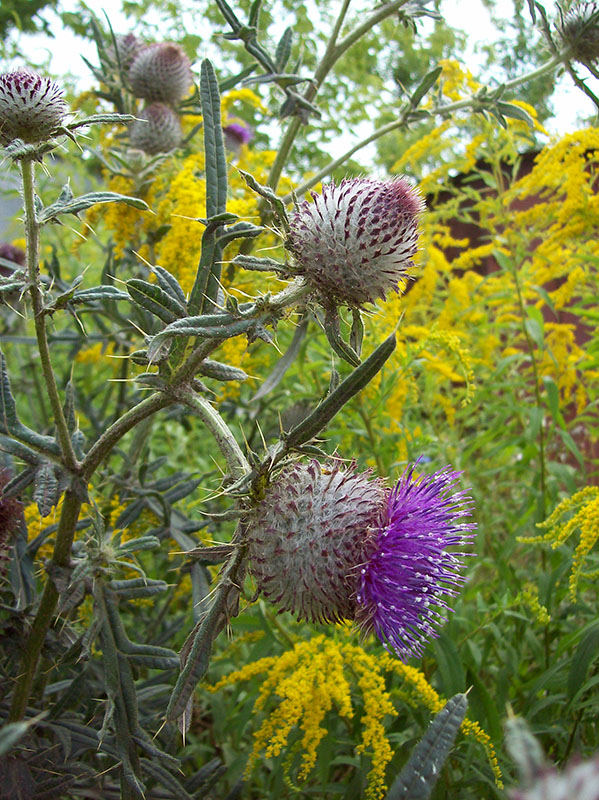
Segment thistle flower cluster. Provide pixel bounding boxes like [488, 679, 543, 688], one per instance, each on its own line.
[247, 460, 475, 661]
[286, 177, 425, 310]
[0, 70, 67, 146]
[510, 756, 599, 800]
[127, 41, 192, 155]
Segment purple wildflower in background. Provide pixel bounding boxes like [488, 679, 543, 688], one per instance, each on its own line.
[223, 122, 253, 152]
[286, 177, 425, 309]
[356, 463, 476, 660]
[0, 70, 67, 144]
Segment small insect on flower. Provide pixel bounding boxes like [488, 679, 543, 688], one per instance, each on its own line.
[0, 70, 67, 145]
[286, 177, 425, 309]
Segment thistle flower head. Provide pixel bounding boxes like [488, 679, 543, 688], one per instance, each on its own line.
[0, 70, 67, 145]
[106, 33, 143, 69]
[355, 463, 476, 660]
[247, 460, 387, 624]
[128, 43, 192, 105]
[510, 757, 599, 800]
[557, 1, 599, 63]
[0, 242, 25, 273]
[286, 177, 425, 309]
[223, 121, 253, 152]
[130, 103, 182, 154]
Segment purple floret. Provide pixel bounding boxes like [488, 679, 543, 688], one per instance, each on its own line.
[356, 463, 476, 661]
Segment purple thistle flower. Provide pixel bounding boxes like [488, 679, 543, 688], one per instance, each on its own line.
[286, 177, 425, 309]
[356, 463, 476, 660]
[0, 70, 67, 145]
[223, 122, 253, 154]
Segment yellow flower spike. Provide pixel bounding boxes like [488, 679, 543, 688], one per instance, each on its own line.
[519, 488, 599, 600]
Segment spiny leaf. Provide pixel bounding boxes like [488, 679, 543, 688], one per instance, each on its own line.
[0, 350, 21, 434]
[385, 693, 468, 800]
[127, 279, 183, 323]
[39, 191, 148, 223]
[285, 332, 396, 449]
[33, 461, 60, 518]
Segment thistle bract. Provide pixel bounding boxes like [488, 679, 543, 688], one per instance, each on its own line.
[286, 177, 424, 308]
[130, 103, 182, 154]
[510, 757, 599, 800]
[356, 464, 476, 660]
[0, 70, 67, 145]
[247, 460, 386, 624]
[128, 43, 192, 105]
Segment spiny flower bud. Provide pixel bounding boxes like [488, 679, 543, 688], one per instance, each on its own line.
[130, 103, 182, 154]
[355, 463, 476, 660]
[128, 43, 192, 105]
[557, 1, 599, 63]
[286, 177, 425, 309]
[247, 460, 387, 624]
[0, 468, 23, 579]
[106, 33, 143, 69]
[248, 459, 475, 661]
[0, 70, 67, 145]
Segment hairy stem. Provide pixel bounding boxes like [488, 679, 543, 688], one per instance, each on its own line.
[9, 490, 83, 721]
[21, 159, 78, 471]
[179, 390, 250, 480]
[82, 391, 173, 480]
[266, 0, 405, 192]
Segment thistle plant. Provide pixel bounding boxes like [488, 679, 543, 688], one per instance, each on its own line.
[0, 0, 594, 797]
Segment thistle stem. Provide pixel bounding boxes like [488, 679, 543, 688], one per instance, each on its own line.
[266, 0, 407, 192]
[179, 390, 250, 480]
[283, 52, 567, 201]
[21, 159, 78, 471]
[8, 490, 83, 721]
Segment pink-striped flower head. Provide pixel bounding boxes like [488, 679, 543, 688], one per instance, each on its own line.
[0, 70, 67, 144]
[128, 43, 192, 105]
[286, 177, 425, 309]
[247, 460, 386, 624]
[355, 463, 476, 660]
[248, 459, 475, 661]
[130, 103, 182, 154]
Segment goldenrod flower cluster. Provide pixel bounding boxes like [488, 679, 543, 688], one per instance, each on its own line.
[206, 634, 502, 796]
[520, 487, 599, 599]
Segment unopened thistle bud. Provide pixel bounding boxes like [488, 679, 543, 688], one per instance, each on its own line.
[106, 33, 142, 70]
[557, 1, 599, 63]
[510, 756, 599, 800]
[0, 468, 23, 579]
[247, 460, 475, 661]
[0, 70, 67, 145]
[286, 177, 425, 309]
[130, 103, 182, 154]
[128, 43, 192, 105]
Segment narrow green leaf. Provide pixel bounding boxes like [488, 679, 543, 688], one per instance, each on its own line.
[109, 577, 169, 598]
[385, 693, 468, 800]
[251, 317, 308, 401]
[216, 220, 264, 247]
[568, 621, 599, 701]
[33, 461, 59, 518]
[197, 359, 249, 382]
[127, 279, 183, 323]
[542, 376, 565, 428]
[39, 191, 148, 223]
[410, 65, 443, 106]
[237, 169, 289, 229]
[0, 719, 39, 755]
[201, 59, 227, 219]
[0, 350, 20, 433]
[496, 100, 535, 126]
[285, 332, 396, 449]
[72, 286, 130, 303]
[231, 253, 287, 273]
[275, 26, 293, 72]
[151, 265, 188, 308]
